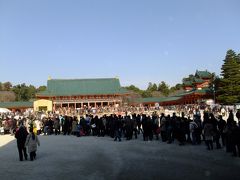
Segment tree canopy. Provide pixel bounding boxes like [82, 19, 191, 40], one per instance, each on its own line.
[217, 49, 240, 104]
[125, 81, 181, 98]
[0, 82, 46, 102]
[158, 81, 170, 96]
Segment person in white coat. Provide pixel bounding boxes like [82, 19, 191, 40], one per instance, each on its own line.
[25, 128, 40, 161]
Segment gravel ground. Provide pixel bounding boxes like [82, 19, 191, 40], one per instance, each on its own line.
[0, 135, 239, 180]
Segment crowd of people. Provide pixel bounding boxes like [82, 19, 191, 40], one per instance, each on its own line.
[1, 105, 240, 161]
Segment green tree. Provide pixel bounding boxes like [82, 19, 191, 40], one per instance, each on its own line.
[28, 85, 37, 100]
[236, 53, 240, 63]
[213, 76, 221, 90]
[158, 81, 170, 96]
[125, 85, 141, 92]
[0, 82, 2, 91]
[218, 49, 240, 104]
[183, 74, 195, 82]
[12, 84, 22, 101]
[37, 85, 47, 92]
[141, 90, 153, 98]
[170, 83, 182, 92]
[147, 82, 153, 91]
[152, 83, 158, 91]
[175, 83, 182, 90]
[12, 83, 37, 101]
[2, 82, 12, 91]
[146, 82, 158, 92]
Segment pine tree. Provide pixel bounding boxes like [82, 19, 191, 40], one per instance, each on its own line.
[158, 81, 170, 96]
[218, 50, 240, 104]
[147, 82, 153, 91]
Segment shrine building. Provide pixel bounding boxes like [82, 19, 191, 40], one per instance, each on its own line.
[35, 78, 128, 111]
[134, 70, 214, 106]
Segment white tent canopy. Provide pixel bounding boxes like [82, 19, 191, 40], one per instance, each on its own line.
[0, 108, 11, 113]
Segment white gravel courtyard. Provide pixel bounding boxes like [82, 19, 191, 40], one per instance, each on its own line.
[0, 135, 239, 180]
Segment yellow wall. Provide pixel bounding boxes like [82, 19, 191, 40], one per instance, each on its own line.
[34, 99, 53, 112]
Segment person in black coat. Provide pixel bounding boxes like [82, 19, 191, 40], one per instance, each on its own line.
[125, 116, 133, 140]
[114, 116, 123, 142]
[142, 114, 148, 141]
[146, 116, 154, 141]
[231, 121, 240, 157]
[236, 109, 240, 125]
[210, 113, 221, 149]
[136, 114, 142, 134]
[225, 111, 235, 153]
[15, 123, 28, 161]
[54, 117, 60, 135]
[218, 115, 226, 147]
[63, 116, 73, 135]
[166, 115, 175, 144]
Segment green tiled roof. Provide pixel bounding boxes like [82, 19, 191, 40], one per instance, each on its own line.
[176, 88, 212, 96]
[176, 91, 195, 97]
[183, 81, 193, 86]
[37, 78, 128, 97]
[165, 88, 211, 99]
[0, 101, 33, 108]
[134, 87, 212, 104]
[195, 70, 212, 79]
[194, 78, 205, 83]
[161, 97, 182, 102]
[194, 88, 212, 94]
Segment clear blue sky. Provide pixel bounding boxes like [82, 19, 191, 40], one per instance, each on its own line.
[0, 0, 240, 89]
